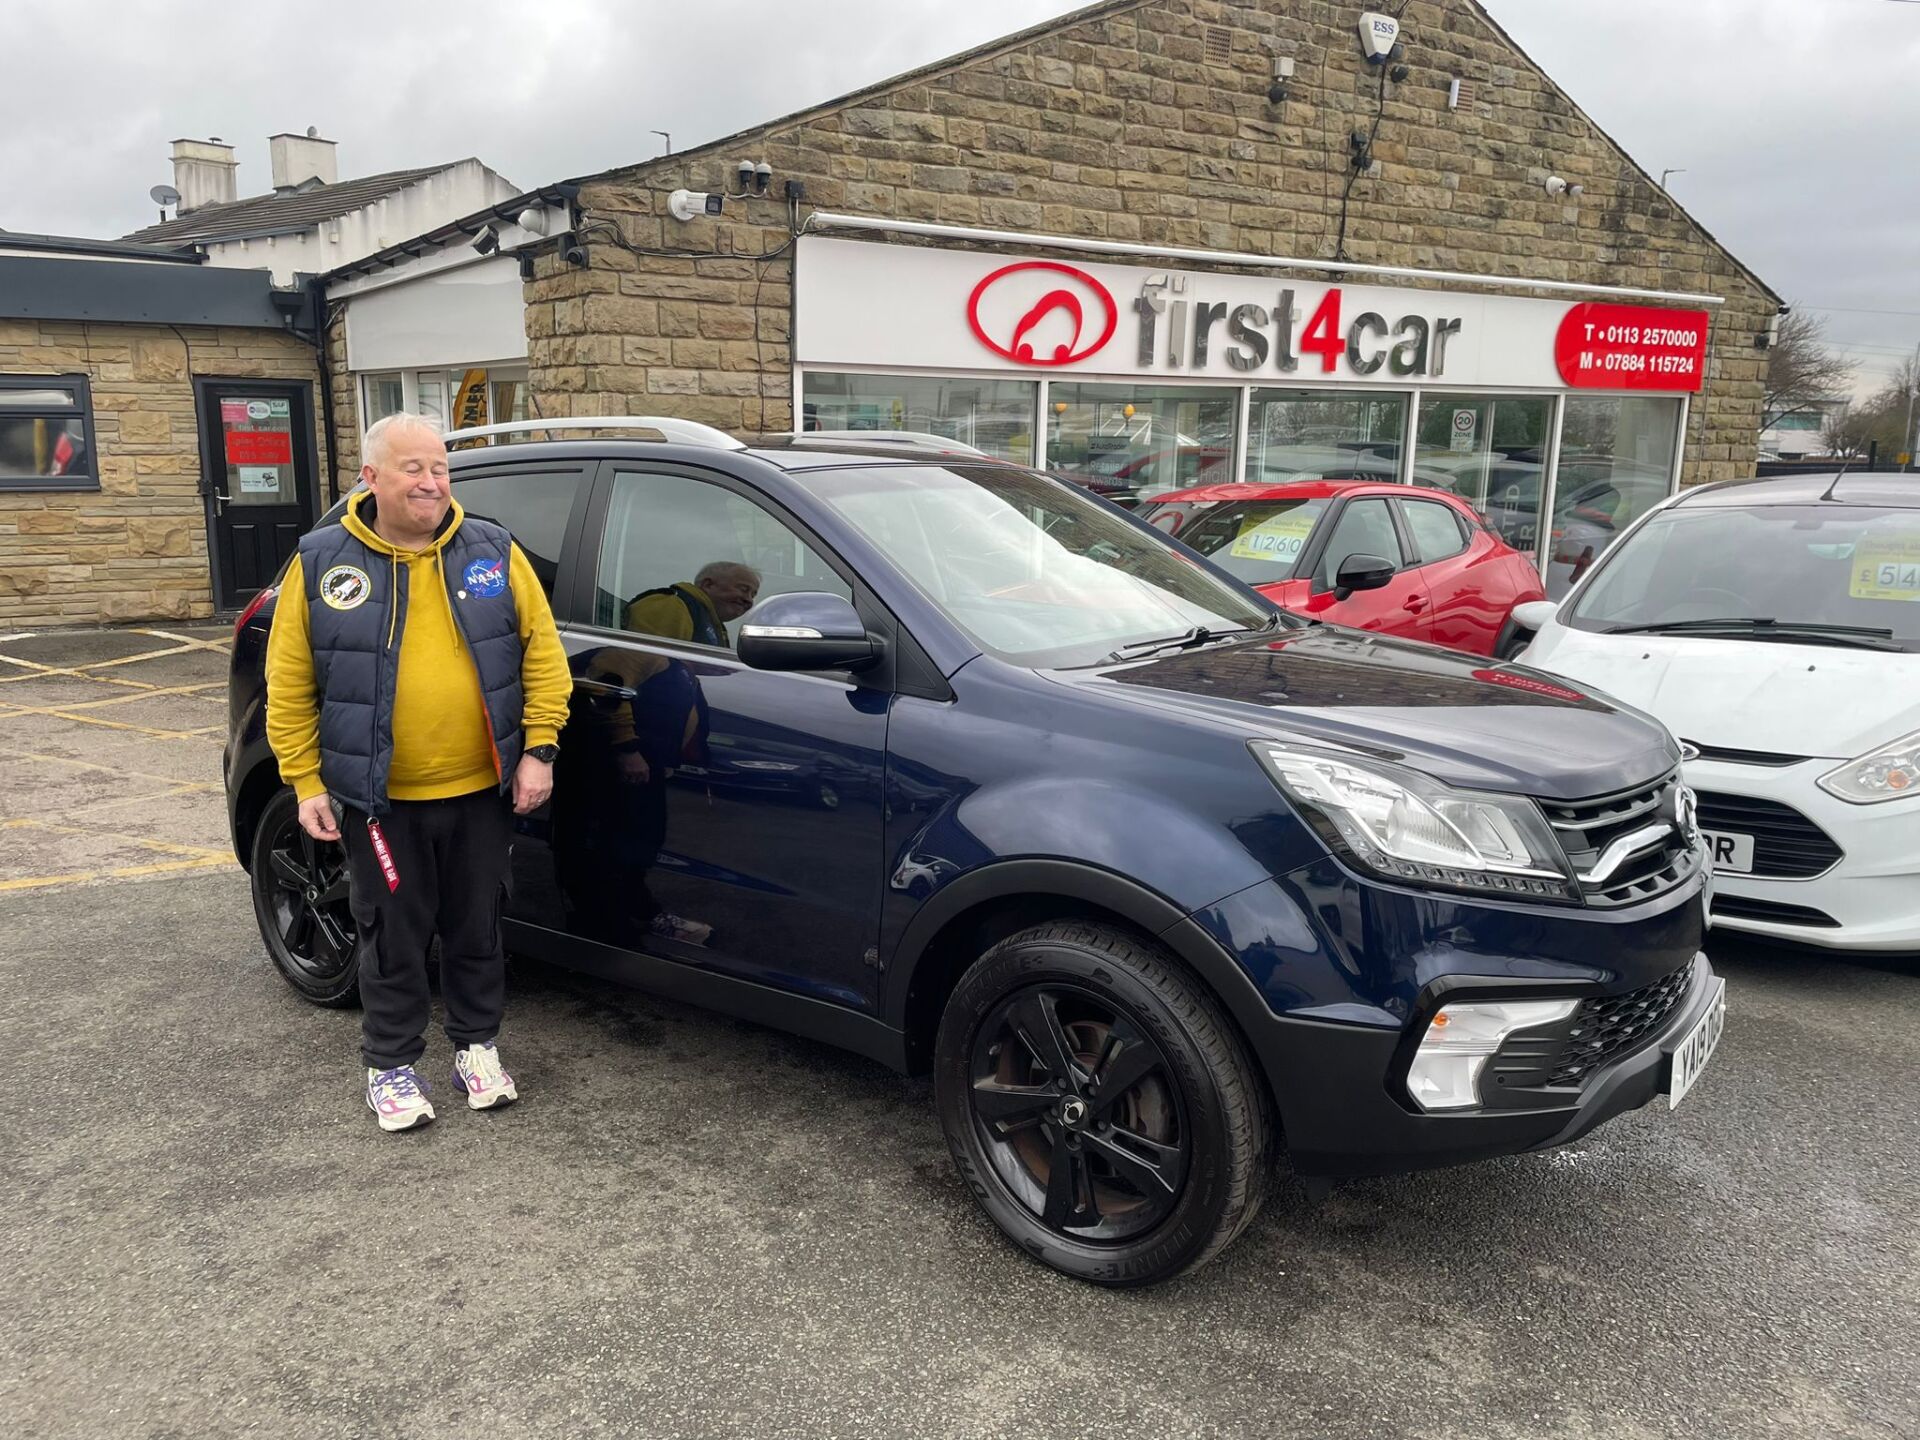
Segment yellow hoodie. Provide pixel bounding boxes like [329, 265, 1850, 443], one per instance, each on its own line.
[265, 491, 571, 804]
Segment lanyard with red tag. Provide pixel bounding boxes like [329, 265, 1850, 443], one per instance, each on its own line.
[366, 816, 400, 892]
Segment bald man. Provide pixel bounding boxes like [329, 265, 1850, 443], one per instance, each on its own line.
[624, 561, 761, 647]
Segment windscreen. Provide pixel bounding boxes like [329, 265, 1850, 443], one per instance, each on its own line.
[1567, 503, 1920, 650]
[805, 464, 1277, 668]
[1142, 497, 1330, 586]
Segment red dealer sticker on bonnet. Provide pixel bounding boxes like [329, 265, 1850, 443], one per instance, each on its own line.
[1553, 303, 1709, 393]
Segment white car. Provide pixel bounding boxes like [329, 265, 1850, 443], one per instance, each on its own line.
[1512, 472, 1920, 952]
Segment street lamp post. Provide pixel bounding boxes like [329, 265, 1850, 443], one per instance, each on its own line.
[1659, 168, 1685, 190]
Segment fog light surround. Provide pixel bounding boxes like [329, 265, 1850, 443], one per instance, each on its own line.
[1407, 998, 1580, 1112]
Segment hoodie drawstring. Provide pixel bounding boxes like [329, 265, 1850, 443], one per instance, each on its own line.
[386, 549, 400, 650]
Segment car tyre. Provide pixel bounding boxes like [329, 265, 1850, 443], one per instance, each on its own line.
[934, 921, 1271, 1287]
[249, 787, 360, 1007]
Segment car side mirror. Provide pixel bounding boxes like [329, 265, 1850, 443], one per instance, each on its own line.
[1332, 553, 1395, 601]
[737, 592, 880, 672]
[1510, 599, 1560, 633]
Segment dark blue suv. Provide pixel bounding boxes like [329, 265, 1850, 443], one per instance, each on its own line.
[225, 422, 1726, 1287]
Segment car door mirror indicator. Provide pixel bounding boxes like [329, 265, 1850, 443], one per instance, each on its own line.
[738, 591, 880, 672]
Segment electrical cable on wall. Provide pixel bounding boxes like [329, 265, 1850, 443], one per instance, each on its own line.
[1333, 0, 1412, 264]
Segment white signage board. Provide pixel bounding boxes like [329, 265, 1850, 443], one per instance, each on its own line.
[795, 237, 1706, 393]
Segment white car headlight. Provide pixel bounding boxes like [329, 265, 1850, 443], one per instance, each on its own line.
[1817, 730, 1920, 805]
[1250, 742, 1576, 899]
[1407, 998, 1580, 1111]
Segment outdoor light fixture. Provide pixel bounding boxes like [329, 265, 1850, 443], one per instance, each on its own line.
[471, 223, 500, 255]
[1268, 54, 1295, 105]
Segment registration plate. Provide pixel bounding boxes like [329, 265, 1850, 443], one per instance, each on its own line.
[1667, 977, 1727, 1110]
[1701, 829, 1754, 874]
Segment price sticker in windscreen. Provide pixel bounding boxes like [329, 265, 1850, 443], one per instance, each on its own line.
[1230, 511, 1317, 564]
[1849, 524, 1920, 602]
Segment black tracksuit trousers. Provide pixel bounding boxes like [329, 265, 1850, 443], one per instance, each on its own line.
[341, 788, 514, 1071]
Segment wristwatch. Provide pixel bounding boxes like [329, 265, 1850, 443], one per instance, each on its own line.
[525, 744, 560, 763]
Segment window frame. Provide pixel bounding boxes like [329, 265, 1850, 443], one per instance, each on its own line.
[0, 373, 100, 493]
[1307, 495, 1408, 593]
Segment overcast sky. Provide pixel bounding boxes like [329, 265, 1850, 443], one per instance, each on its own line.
[4, 0, 1914, 396]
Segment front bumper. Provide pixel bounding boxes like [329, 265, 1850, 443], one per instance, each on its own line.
[1689, 757, 1920, 952]
[1249, 953, 1721, 1178]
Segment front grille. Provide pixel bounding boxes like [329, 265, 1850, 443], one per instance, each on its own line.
[1679, 739, 1809, 768]
[1485, 964, 1695, 1097]
[1693, 791, 1843, 879]
[1540, 771, 1699, 908]
[1713, 895, 1841, 928]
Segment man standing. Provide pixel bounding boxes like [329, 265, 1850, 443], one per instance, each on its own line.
[266, 414, 570, 1132]
[624, 561, 760, 642]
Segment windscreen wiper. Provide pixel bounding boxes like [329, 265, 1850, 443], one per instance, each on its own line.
[1605, 617, 1904, 651]
[1100, 625, 1253, 664]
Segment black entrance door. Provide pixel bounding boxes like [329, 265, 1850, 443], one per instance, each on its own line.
[197, 380, 318, 609]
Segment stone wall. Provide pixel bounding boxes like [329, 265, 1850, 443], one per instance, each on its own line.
[524, 0, 1775, 482]
[0, 318, 323, 626]
[322, 307, 361, 499]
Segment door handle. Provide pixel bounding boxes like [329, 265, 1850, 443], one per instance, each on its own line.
[574, 677, 638, 701]
[1403, 597, 1426, 612]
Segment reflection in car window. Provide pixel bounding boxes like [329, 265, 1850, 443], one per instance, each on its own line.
[450, 467, 585, 599]
[595, 470, 850, 646]
[1158, 498, 1329, 585]
[806, 463, 1276, 668]
[1314, 498, 1403, 586]
[1401, 499, 1469, 564]
[1567, 505, 1920, 650]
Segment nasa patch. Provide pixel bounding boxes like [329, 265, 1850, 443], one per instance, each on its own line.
[319, 564, 371, 611]
[463, 557, 507, 598]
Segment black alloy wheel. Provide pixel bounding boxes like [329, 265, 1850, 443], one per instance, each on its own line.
[969, 985, 1189, 1243]
[935, 921, 1271, 1287]
[249, 787, 361, 1006]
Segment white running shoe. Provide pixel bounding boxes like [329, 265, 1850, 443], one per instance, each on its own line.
[366, 1065, 436, 1132]
[453, 1041, 518, 1110]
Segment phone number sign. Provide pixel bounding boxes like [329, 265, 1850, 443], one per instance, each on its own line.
[1553, 302, 1709, 392]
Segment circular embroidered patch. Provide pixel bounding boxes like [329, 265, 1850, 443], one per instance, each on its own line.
[463, 557, 507, 598]
[319, 564, 372, 611]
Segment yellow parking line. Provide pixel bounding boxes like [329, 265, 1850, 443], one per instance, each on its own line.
[0, 854, 233, 893]
[0, 815, 229, 858]
[0, 662, 162, 691]
[0, 745, 224, 790]
[62, 785, 207, 818]
[0, 707, 212, 741]
[131, 628, 231, 653]
[0, 681, 225, 715]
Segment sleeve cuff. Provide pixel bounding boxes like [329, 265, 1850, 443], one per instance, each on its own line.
[291, 774, 328, 803]
[523, 724, 560, 749]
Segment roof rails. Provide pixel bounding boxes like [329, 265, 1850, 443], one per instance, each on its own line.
[797, 429, 989, 456]
[442, 416, 746, 450]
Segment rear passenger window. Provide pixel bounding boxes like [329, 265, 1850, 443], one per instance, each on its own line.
[451, 467, 586, 598]
[1401, 500, 1470, 564]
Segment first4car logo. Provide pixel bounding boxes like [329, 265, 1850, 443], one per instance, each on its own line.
[966, 261, 1119, 366]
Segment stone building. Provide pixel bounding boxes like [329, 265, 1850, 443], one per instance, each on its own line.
[0, 234, 325, 625]
[407, 0, 1773, 601]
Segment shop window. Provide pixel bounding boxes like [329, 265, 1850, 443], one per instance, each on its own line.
[362, 373, 404, 426]
[1548, 396, 1680, 599]
[0, 376, 97, 492]
[1413, 394, 1553, 560]
[801, 372, 1036, 463]
[1246, 389, 1406, 484]
[1047, 382, 1237, 503]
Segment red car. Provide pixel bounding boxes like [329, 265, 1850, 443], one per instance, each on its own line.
[1139, 480, 1547, 657]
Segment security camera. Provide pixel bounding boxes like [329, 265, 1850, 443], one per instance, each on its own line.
[1544, 175, 1568, 197]
[471, 223, 500, 255]
[754, 161, 772, 195]
[668, 189, 724, 222]
[515, 206, 551, 236]
[736, 159, 755, 192]
[1358, 11, 1400, 64]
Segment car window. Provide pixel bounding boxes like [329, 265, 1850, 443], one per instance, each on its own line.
[1567, 504, 1920, 650]
[1313, 498, 1404, 586]
[1155, 497, 1330, 585]
[1401, 499, 1469, 564]
[450, 466, 587, 599]
[807, 463, 1276, 669]
[593, 469, 850, 645]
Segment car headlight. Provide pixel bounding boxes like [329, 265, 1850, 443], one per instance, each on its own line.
[1251, 742, 1577, 900]
[1817, 730, 1920, 805]
[1406, 999, 1580, 1111]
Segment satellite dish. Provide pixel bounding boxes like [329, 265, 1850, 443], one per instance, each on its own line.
[306, 125, 320, 138]
[150, 184, 181, 207]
